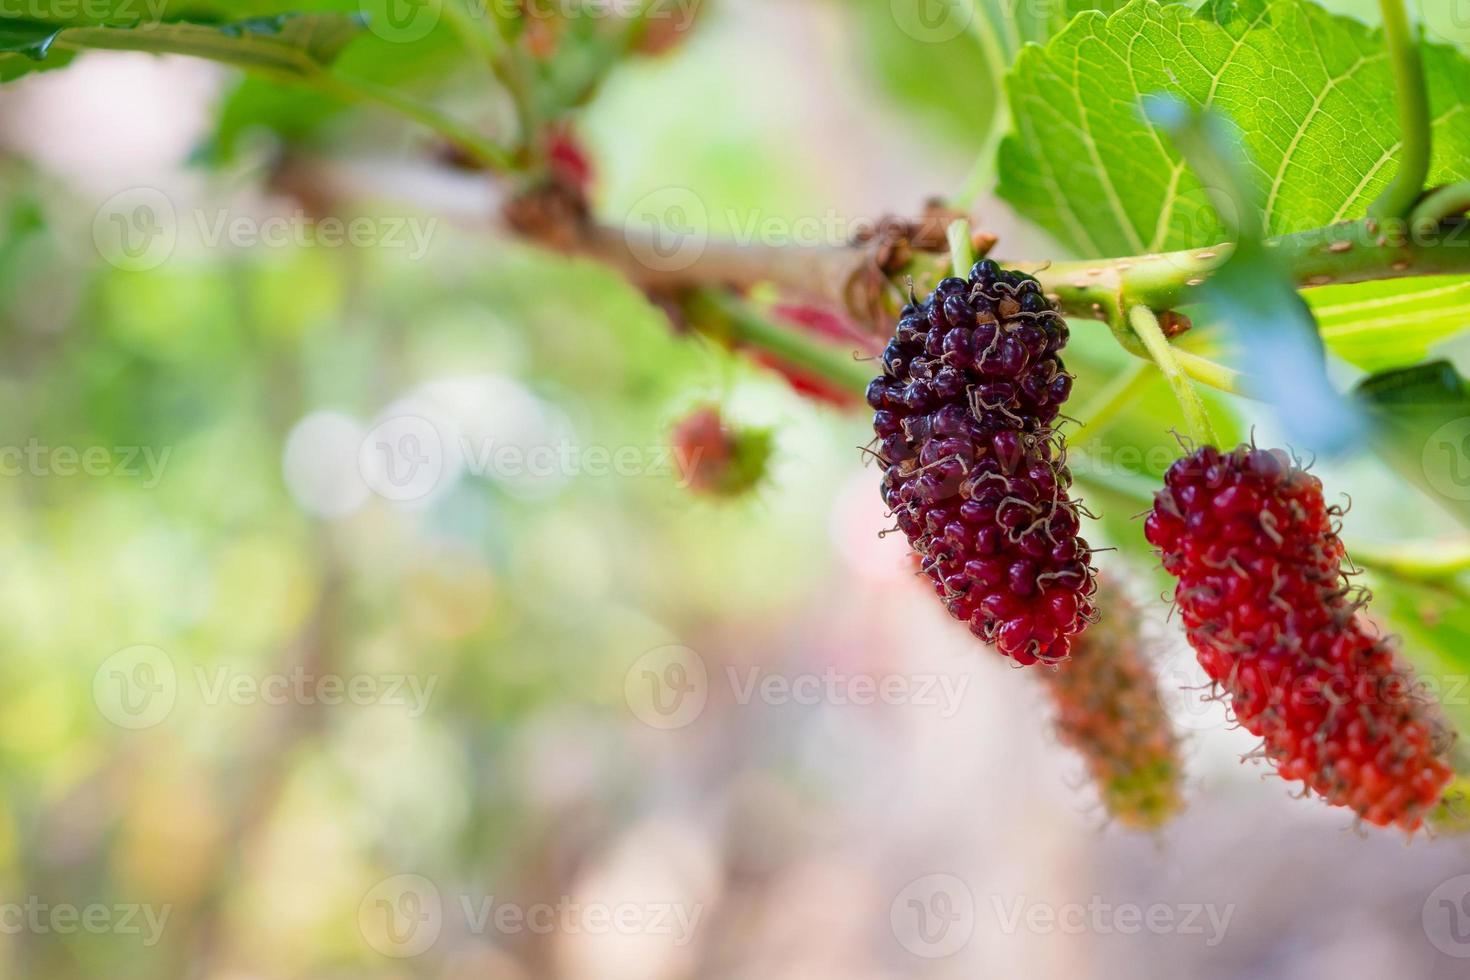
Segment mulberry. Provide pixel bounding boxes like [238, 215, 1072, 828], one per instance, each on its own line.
[870, 260, 1097, 665]
[672, 406, 772, 498]
[1043, 578, 1184, 829]
[1145, 444, 1454, 830]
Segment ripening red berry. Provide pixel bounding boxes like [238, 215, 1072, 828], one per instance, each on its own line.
[872, 260, 1096, 665]
[544, 123, 594, 198]
[1043, 577, 1184, 830]
[1147, 444, 1454, 830]
[671, 406, 772, 498]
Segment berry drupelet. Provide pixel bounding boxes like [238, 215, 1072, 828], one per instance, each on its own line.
[1044, 577, 1184, 830]
[869, 260, 1097, 665]
[1145, 445, 1453, 830]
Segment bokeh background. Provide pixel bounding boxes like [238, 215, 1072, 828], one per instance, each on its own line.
[2, 1, 1470, 978]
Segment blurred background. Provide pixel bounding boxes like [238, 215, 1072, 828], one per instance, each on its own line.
[2, 1, 1470, 978]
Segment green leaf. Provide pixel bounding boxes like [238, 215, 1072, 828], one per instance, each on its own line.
[998, 0, 1470, 257]
[1145, 94, 1366, 453]
[0, 11, 365, 85]
[1361, 573, 1470, 745]
[0, 20, 70, 80]
[853, 1, 1150, 148]
[1308, 277, 1470, 372]
[1354, 360, 1470, 529]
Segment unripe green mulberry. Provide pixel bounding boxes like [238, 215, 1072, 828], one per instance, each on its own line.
[1042, 578, 1184, 830]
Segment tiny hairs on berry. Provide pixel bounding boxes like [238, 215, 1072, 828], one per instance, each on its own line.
[1147, 445, 1454, 831]
[871, 262, 1098, 665]
[1043, 577, 1184, 830]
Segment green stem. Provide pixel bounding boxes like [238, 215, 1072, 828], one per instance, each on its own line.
[954, 3, 1011, 209]
[1172, 349, 1249, 397]
[947, 219, 975, 278]
[1129, 305, 1217, 446]
[685, 289, 875, 397]
[1350, 540, 1470, 583]
[953, 126, 1006, 209]
[443, 0, 506, 63]
[998, 216, 1470, 324]
[1369, 0, 1432, 222]
[1412, 182, 1470, 227]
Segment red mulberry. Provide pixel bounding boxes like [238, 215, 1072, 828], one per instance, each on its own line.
[672, 406, 772, 498]
[870, 260, 1097, 665]
[1043, 577, 1184, 830]
[1145, 444, 1454, 830]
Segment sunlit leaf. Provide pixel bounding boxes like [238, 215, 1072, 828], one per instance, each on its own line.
[998, 0, 1470, 256]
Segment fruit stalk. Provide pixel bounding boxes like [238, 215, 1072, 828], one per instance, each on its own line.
[1368, 0, 1432, 223]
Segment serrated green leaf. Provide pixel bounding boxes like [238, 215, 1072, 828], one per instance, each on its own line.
[998, 0, 1470, 257]
[852, 1, 1151, 147]
[1308, 277, 1470, 372]
[1362, 573, 1470, 743]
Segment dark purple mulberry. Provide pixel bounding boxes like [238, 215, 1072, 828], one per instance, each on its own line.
[871, 261, 1097, 665]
